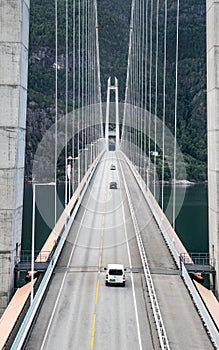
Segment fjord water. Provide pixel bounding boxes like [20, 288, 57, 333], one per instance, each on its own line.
[21, 183, 209, 260]
[21, 183, 65, 252]
[160, 184, 209, 253]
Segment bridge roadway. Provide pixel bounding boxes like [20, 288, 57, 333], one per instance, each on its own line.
[24, 152, 214, 350]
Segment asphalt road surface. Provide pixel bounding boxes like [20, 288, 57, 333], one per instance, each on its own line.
[24, 152, 214, 350]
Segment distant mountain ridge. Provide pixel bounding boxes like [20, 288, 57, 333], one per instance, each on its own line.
[26, 0, 207, 182]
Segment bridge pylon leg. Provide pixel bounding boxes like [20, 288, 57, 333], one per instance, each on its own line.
[207, 0, 219, 299]
[0, 0, 30, 315]
[105, 77, 120, 151]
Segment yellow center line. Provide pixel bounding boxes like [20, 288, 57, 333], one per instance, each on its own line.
[98, 255, 102, 270]
[90, 168, 109, 349]
[102, 215, 105, 226]
[90, 313, 96, 349]
[95, 279, 100, 305]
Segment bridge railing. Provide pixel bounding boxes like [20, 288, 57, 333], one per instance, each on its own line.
[121, 151, 184, 267]
[121, 151, 219, 348]
[181, 263, 219, 348]
[180, 252, 216, 267]
[6, 149, 105, 350]
[119, 156, 170, 350]
[15, 251, 52, 264]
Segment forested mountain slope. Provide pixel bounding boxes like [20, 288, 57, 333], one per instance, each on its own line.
[26, 0, 207, 181]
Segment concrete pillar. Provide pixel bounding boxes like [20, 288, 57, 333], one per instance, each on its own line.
[115, 77, 120, 150]
[105, 77, 111, 150]
[207, 0, 219, 297]
[105, 77, 120, 151]
[0, 1, 29, 315]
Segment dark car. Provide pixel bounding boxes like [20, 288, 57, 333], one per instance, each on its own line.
[110, 164, 116, 170]
[109, 181, 117, 189]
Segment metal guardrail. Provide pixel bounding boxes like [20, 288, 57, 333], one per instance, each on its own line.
[180, 253, 216, 274]
[122, 152, 181, 267]
[181, 264, 219, 349]
[15, 251, 52, 264]
[14, 250, 56, 273]
[15, 262, 49, 272]
[121, 151, 219, 349]
[11, 151, 105, 350]
[119, 157, 170, 350]
[181, 252, 215, 267]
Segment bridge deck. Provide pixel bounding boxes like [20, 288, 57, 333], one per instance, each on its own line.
[23, 152, 214, 350]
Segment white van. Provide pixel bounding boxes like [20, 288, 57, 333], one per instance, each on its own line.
[105, 264, 126, 287]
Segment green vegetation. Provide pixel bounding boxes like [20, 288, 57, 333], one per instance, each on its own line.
[27, 0, 207, 182]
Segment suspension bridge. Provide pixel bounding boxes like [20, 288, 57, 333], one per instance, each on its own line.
[0, 0, 219, 349]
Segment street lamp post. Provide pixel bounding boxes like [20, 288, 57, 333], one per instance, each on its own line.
[31, 182, 55, 304]
[67, 156, 73, 203]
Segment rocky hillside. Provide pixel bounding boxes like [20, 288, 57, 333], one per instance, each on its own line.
[26, 0, 207, 181]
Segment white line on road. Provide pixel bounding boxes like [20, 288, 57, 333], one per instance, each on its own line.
[118, 159, 143, 350]
[39, 163, 106, 350]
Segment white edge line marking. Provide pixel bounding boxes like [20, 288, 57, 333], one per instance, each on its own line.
[118, 157, 143, 350]
[119, 152, 170, 350]
[40, 163, 102, 350]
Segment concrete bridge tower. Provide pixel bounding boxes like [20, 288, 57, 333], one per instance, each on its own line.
[105, 77, 120, 151]
[207, 0, 219, 297]
[0, 1, 29, 314]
